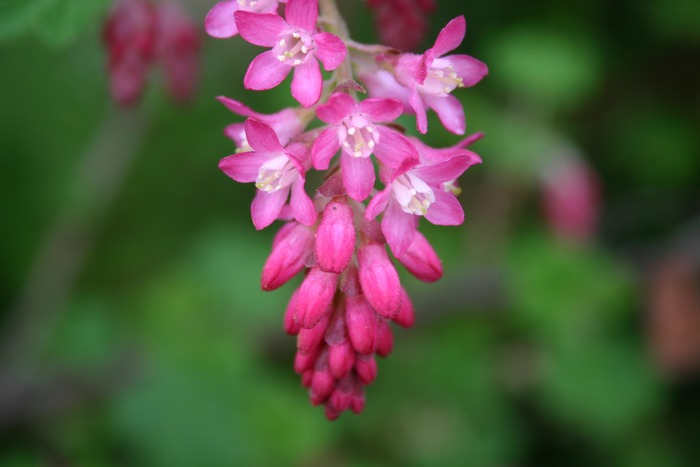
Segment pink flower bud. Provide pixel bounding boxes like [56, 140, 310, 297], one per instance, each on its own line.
[357, 243, 402, 318]
[262, 222, 314, 291]
[346, 295, 377, 355]
[310, 350, 335, 402]
[298, 313, 331, 354]
[327, 374, 355, 414]
[283, 290, 300, 335]
[324, 405, 340, 421]
[315, 197, 356, 273]
[396, 231, 443, 282]
[355, 353, 378, 384]
[350, 382, 366, 414]
[154, 1, 201, 103]
[294, 345, 320, 374]
[329, 341, 355, 379]
[301, 369, 313, 387]
[393, 288, 415, 328]
[375, 319, 394, 357]
[294, 268, 339, 329]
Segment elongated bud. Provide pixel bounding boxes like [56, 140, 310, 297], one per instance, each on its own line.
[294, 345, 321, 374]
[350, 384, 365, 414]
[339, 263, 361, 296]
[345, 295, 377, 355]
[315, 197, 356, 273]
[310, 350, 334, 403]
[357, 242, 402, 318]
[375, 318, 394, 357]
[329, 341, 355, 379]
[295, 268, 339, 328]
[396, 231, 443, 282]
[393, 288, 415, 328]
[355, 353, 378, 384]
[284, 290, 300, 335]
[262, 223, 314, 290]
[298, 313, 331, 354]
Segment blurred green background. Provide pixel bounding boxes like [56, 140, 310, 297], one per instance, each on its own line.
[1, 0, 700, 465]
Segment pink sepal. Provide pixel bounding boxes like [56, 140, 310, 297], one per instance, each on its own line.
[357, 243, 403, 318]
[345, 295, 376, 355]
[262, 222, 314, 290]
[355, 354, 378, 384]
[295, 267, 339, 328]
[396, 231, 443, 282]
[298, 313, 331, 354]
[315, 197, 356, 273]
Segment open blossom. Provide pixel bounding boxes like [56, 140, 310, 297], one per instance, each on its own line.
[312, 92, 419, 201]
[219, 118, 316, 229]
[217, 96, 304, 150]
[205, 0, 280, 39]
[234, 0, 346, 107]
[367, 140, 481, 256]
[376, 16, 487, 134]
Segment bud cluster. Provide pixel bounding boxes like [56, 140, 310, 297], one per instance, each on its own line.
[103, 0, 200, 106]
[209, 0, 487, 419]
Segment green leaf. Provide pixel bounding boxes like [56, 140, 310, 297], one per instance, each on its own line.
[0, 0, 54, 41]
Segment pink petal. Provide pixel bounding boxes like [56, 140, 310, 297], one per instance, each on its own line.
[217, 95, 255, 117]
[311, 127, 341, 170]
[284, 142, 310, 173]
[345, 295, 376, 355]
[365, 189, 390, 220]
[409, 88, 428, 134]
[262, 223, 314, 290]
[449, 54, 488, 87]
[413, 155, 480, 185]
[382, 199, 417, 257]
[393, 288, 415, 328]
[244, 118, 284, 153]
[244, 50, 291, 90]
[295, 267, 338, 328]
[341, 154, 375, 202]
[431, 16, 466, 57]
[357, 98, 403, 123]
[291, 59, 321, 107]
[251, 186, 289, 229]
[314, 32, 346, 70]
[218, 151, 269, 183]
[316, 92, 356, 124]
[357, 243, 402, 319]
[374, 126, 419, 169]
[424, 189, 464, 226]
[290, 178, 317, 225]
[223, 123, 246, 146]
[205, 1, 239, 38]
[423, 93, 465, 135]
[234, 11, 286, 47]
[285, 0, 317, 31]
[315, 198, 355, 273]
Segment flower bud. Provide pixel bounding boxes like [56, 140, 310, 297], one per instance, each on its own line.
[357, 243, 402, 318]
[283, 290, 300, 335]
[262, 222, 314, 291]
[346, 295, 377, 355]
[298, 313, 330, 354]
[393, 288, 415, 328]
[294, 268, 338, 328]
[315, 197, 356, 273]
[396, 231, 443, 282]
[375, 319, 394, 357]
[355, 353, 378, 384]
[329, 341, 355, 379]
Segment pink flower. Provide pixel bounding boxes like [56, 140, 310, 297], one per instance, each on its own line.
[367, 143, 481, 256]
[218, 118, 316, 229]
[205, 0, 280, 39]
[217, 96, 303, 149]
[234, 0, 346, 107]
[103, 0, 156, 106]
[315, 197, 356, 274]
[384, 16, 488, 134]
[312, 92, 418, 201]
[155, 1, 200, 103]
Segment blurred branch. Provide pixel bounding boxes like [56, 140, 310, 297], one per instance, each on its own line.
[0, 107, 149, 372]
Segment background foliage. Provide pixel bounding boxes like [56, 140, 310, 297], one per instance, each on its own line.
[1, 0, 699, 465]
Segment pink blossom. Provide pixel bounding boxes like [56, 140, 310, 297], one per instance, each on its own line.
[315, 197, 356, 273]
[234, 0, 346, 107]
[312, 92, 418, 201]
[357, 242, 402, 318]
[366, 145, 481, 256]
[205, 0, 280, 39]
[155, 1, 200, 103]
[261, 221, 314, 290]
[384, 16, 488, 134]
[103, 0, 156, 106]
[218, 118, 316, 229]
[217, 96, 303, 149]
[395, 230, 442, 282]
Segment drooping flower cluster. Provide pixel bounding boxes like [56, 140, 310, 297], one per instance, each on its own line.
[210, 0, 487, 419]
[103, 0, 200, 106]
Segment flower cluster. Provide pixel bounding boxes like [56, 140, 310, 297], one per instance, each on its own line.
[210, 0, 487, 419]
[104, 0, 200, 106]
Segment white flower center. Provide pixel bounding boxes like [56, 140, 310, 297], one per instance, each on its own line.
[420, 57, 464, 97]
[237, 0, 276, 10]
[339, 114, 379, 159]
[392, 173, 435, 216]
[256, 155, 297, 192]
[274, 29, 315, 66]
